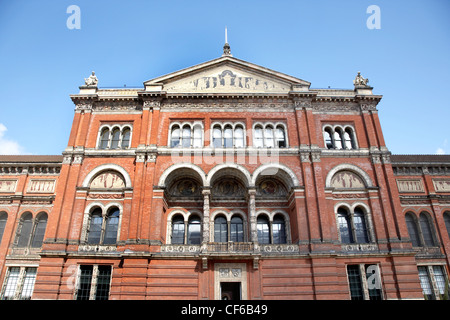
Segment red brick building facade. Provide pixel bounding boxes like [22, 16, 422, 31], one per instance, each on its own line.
[1, 46, 450, 300]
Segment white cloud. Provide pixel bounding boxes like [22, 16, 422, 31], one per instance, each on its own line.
[0, 123, 28, 155]
[436, 148, 445, 155]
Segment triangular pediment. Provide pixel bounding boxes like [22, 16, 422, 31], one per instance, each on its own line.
[143, 56, 310, 94]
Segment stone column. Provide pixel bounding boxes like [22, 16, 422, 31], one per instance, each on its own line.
[248, 188, 257, 243]
[202, 188, 211, 244]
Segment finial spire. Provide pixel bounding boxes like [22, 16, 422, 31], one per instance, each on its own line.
[222, 26, 232, 56]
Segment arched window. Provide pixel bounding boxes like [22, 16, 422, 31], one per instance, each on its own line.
[254, 125, 264, 148]
[234, 126, 244, 148]
[272, 214, 286, 244]
[405, 213, 421, 247]
[419, 213, 436, 247]
[214, 216, 228, 243]
[444, 212, 450, 240]
[213, 125, 222, 148]
[230, 216, 244, 242]
[110, 128, 121, 149]
[17, 213, 33, 248]
[337, 208, 353, 243]
[121, 128, 131, 149]
[353, 207, 369, 243]
[257, 215, 270, 244]
[344, 128, 356, 149]
[182, 125, 191, 148]
[87, 208, 103, 245]
[0, 212, 7, 244]
[187, 216, 201, 245]
[224, 125, 233, 148]
[171, 125, 181, 147]
[323, 128, 333, 149]
[171, 215, 185, 244]
[334, 130, 343, 149]
[31, 213, 47, 248]
[99, 128, 110, 149]
[264, 125, 275, 148]
[275, 125, 286, 148]
[193, 125, 203, 148]
[103, 207, 120, 245]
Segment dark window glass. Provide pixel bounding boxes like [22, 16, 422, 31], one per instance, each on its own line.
[347, 265, 364, 300]
[0, 212, 7, 244]
[354, 208, 369, 243]
[103, 208, 120, 245]
[187, 216, 201, 245]
[171, 215, 185, 244]
[405, 213, 421, 247]
[272, 215, 286, 244]
[338, 208, 353, 244]
[257, 216, 270, 244]
[365, 265, 382, 300]
[17, 213, 33, 247]
[87, 208, 103, 244]
[324, 128, 333, 149]
[418, 266, 435, 300]
[31, 213, 47, 248]
[230, 216, 244, 242]
[214, 216, 228, 242]
[77, 265, 93, 300]
[121, 128, 131, 149]
[444, 212, 450, 242]
[110, 128, 121, 149]
[100, 128, 110, 149]
[419, 213, 435, 246]
[95, 266, 112, 300]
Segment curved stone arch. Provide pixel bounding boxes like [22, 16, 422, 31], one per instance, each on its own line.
[210, 209, 231, 221]
[351, 202, 371, 214]
[206, 163, 252, 187]
[167, 208, 190, 222]
[230, 209, 248, 223]
[333, 202, 353, 214]
[82, 164, 132, 188]
[157, 163, 207, 188]
[251, 163, 300, 189]
[255, 209, 272, 221]
[270, 209, 290, 222]
[325, 163, 374, 188]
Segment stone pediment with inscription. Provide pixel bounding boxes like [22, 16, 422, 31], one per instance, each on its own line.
[164, 67, 291, 93]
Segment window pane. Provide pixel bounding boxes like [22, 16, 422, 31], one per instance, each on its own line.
[338, 208, 353, 244]
[234, 126, 244, 148]
[182, 125, 191, 148]
[213, 126, 222, 148]
[77, 265, 93, 300]
[353, 208, 369, 243]
[87, 209, 103, 244]
[405, 214, 421, 247]
[230, 216, 244, 242]
[365, 265, 382, 300]
[121, 128, 131, 149]
[171, 126, 180, 147]
[172, 216, 185, 244]
[418, 266, 434, 300]
[323, 129, 333, 149]
[31, 215, 47, 248]
[444, 212, 450, 241]
[110, 129, 121, 149]
[0, 212, 7, 244]
[272, 215, 286, 244]
[193, 126, 202, 148]
[334, 131, 343, 149]
[419, 213, 435, 246]
[100, 129, 110, 149]
[275, 126, 286, 148]
[214, 216, 228, 242]
[19, 268, 37, 300]
[345, 128, 355, 149]
[1, 267, 20, 300]
[257, 216, 270, 244]
[17, 214, 33, 247]
[95, 266, 112, 300]
[347, 265, 364, 300]
[187, 217, 201, 245]
[264, 126, 274, 148]
[224, 126, 233, 148]
[103, 208, 119, 245]
[254, 126, 263, 148]
[433, 266, 447, 296]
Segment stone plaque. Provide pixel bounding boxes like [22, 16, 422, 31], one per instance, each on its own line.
[433, 179, 450, 192]
[0, 180, 17, 193]
[397, 179, 424, 193]
[27, 179, 56, 193]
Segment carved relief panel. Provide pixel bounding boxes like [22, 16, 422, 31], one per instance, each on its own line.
[27, 179, 56, 193]
[330, 171, 365, 189]
[0, 180, 17, 193]
[90, 171, 125, 189]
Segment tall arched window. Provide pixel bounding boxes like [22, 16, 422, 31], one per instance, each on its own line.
[121, 128, 131, 149]
[405, 213, 421, 247]
[171, 125, 181, 147]
[337, 208, 353, 243]
[103, 207, 120, 245]
[275, 125, 286, 148]
[323, 125, 357, 150]
[353, 207, 369, 243]
[213, 125, 222, 148]
[87, 208, 103, 245]
[419, 212, 436, 247]
[193, 125, 203, 148]
[187, 216, 201, 245]
[257, 215, 270, 244]
[272, 214, 286, 244]
[234, 126, 244, 148]
[223, 125, 233, 148]
[264, 125, 275, 148]
[31, 213, 47, 248]
[110, 128, 121, 149]
[444, 212, 450, 240]
[344, 128, 355, 149]
[99, 128, 110, 149]
[171, 215, 185, 244]
[214, 216, 228, 243]
[0, 212, 7, 244]
[254, 125, 264, 148]
[334, 130, 343, 149]
[230, 216, 244, 242]
[323, 128, 333, 149]
[182, 125, 191, 148]
[17, 213, 33, 247]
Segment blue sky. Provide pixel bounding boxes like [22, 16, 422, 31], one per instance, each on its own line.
[0, 0, 449, 155]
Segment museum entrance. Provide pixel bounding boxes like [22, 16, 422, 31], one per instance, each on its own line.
[221, 282, 241, 300]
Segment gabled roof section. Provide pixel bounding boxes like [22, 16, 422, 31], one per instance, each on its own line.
[143, 55, 311, 94]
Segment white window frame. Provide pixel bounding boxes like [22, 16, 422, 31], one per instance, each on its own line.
[168, 121, 204, 148]
[210, 122, 246, 148]
[97, 124, 133, 150]
[0, 266, 38, 300]
[322, 124, 358, 150]
[81, 202, 123, 246]
[73, 264, 113, 300]
[252, 122, 288, 148]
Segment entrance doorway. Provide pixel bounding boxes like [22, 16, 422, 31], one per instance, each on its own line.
[221, 282, 241, 300]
